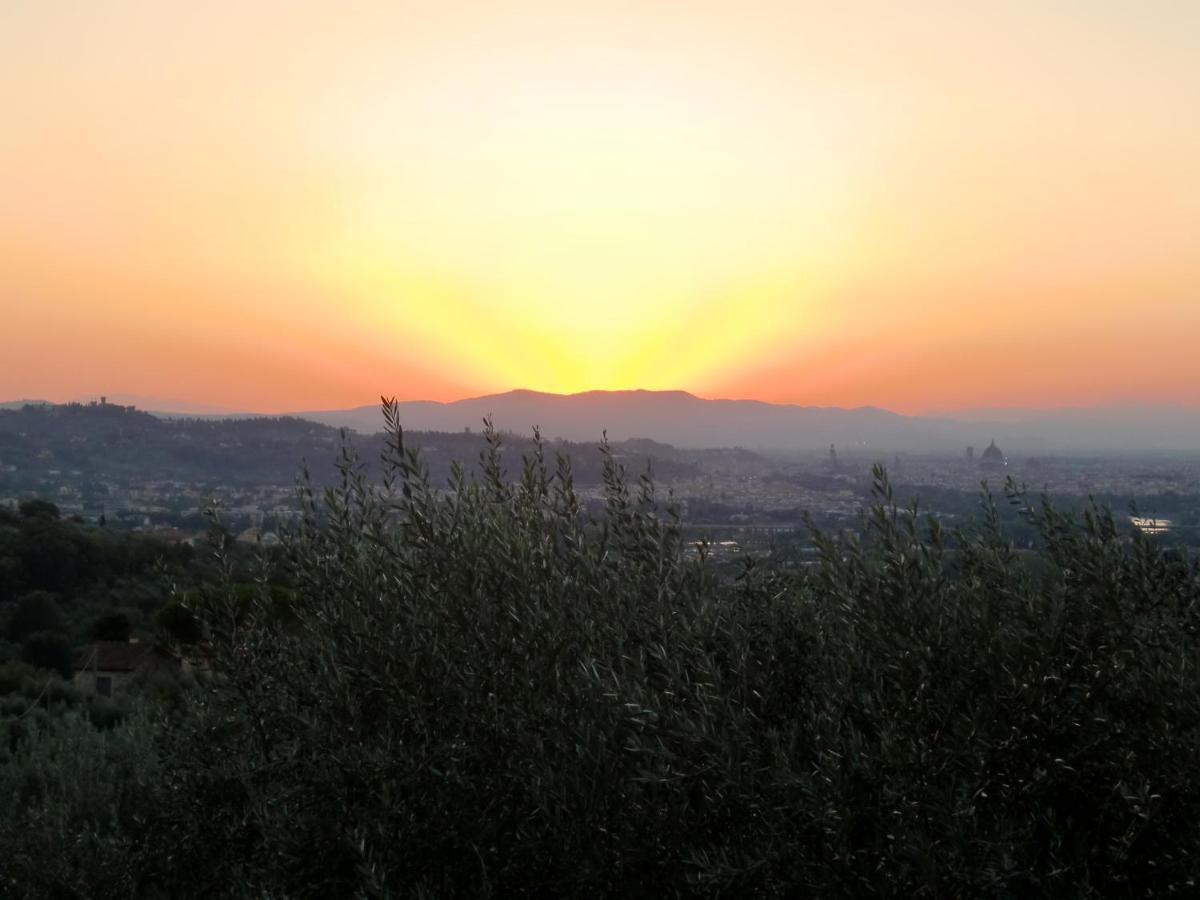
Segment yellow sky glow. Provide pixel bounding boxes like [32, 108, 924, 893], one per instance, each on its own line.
[2, 1, 1198, 412]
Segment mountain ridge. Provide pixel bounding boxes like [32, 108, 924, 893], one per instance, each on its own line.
[284, 390, 1199, 453]
[4, 391, 1198, 453]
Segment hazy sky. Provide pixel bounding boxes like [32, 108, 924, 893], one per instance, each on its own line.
[2, 1, 1198, 413]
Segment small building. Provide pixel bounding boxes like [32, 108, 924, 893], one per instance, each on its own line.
[72, 641, 176, 697]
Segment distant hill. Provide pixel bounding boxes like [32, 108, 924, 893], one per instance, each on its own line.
[0, 402, 348, 485]
[299, 390, 959, 451]
[0, 401, 721, 488]
[297, 390, 1200, 453]
[6, 392, 1199, 454]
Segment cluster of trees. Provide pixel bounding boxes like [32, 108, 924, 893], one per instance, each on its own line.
[2, 407, 1200, 896]
[0, 500, 239, 756]
[0, 501, 195, 675]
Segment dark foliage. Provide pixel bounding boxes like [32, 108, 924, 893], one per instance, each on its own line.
[156, 601, 202, 647]
[90, 612, 133, 643]
[0, 509, 206, 653]
[3, 402, 1199, 897]
[18, 499, 61, 520]
[19, 632, 73, 679]
[128, 403, 1200, 898]
[7, 591, 65, 642]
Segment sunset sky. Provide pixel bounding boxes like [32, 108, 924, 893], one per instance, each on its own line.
[2, 1, 1198, 414]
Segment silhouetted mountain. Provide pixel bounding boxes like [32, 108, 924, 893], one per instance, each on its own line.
[299, 391, 1200, 453]
[0, 402, 347, 485]
[6, 392, 1199, 454]
[299, 389, 952, 450]
[0, 401, 722, 488]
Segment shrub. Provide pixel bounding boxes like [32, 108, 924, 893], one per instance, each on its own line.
[91, 611, 133, 642]
[0, 711, 160, 899]
[18, 500, 60, 521]
[156, 600, 202, 647]
[20, 631, 72, 678]
[7, 591, 64, 642]
[0, 660, 39, 696]
[132, 405, 1200, 897]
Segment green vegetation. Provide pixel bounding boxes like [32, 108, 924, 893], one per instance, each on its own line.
[0, 499, 246, 760]
[2, 403, 1199, 896]
[0, 499, 196, 652]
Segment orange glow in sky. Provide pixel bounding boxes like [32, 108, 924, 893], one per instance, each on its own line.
[2, 1, 1198, 413]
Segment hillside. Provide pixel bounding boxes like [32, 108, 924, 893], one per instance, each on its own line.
[295, 390, 1200, 453]
[0, 402, 732, 489]
[299, 389, 938, 449]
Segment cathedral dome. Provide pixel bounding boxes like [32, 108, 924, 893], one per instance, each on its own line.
[980, 439, 1007, 466]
